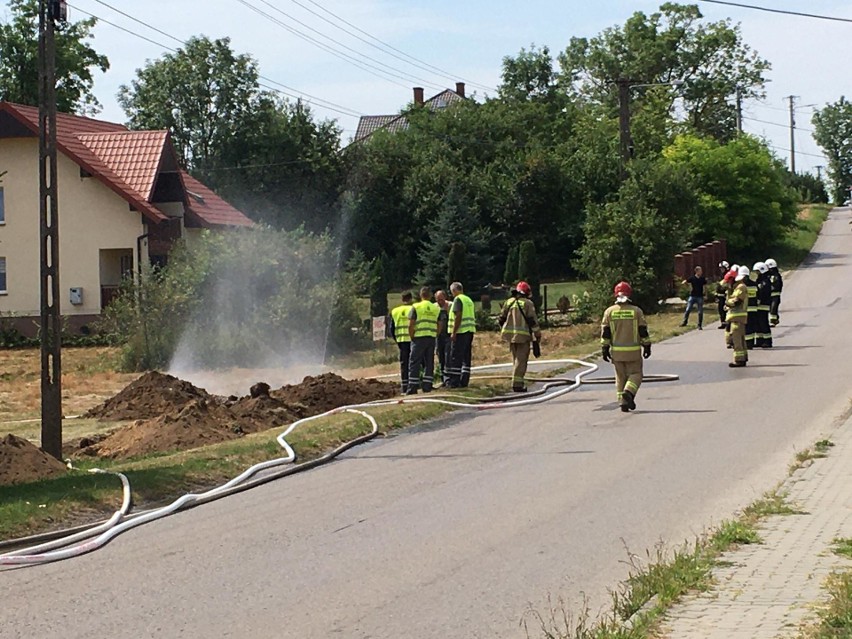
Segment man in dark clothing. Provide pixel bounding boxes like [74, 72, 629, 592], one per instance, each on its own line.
[435, 290, 450, 386]
[680, 266, 707, 329]
[765, 258, 783, 325]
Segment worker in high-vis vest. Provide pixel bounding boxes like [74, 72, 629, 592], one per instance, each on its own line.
[388, 291, 414, 393]
[600, 281, 651, 413]
[725, 265, 750, 367]
[499, 280, 541, 392]
[765, 257, 783, 325]
[406, 286, 440, 394]
[446, 281, 476, 388]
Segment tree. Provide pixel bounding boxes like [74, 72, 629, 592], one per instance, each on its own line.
[498, 45, 557, 102]
[447, 242, 467, 289]
[558, 2, 770, 143]
[517, 240, 542, 311]
[812, 98, 852, 203]
[368, 255, 389, 319]
[503, 245, 519, 285]
[0, 0, 109, 113]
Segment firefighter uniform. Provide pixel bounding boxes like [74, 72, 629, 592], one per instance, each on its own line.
[768, 264, 783, 325]
[744, 274, 759, 349]
[389, 302, 413, 393]
[499, 296, 540, 392]
[407, 299, 439, 393]
[447, 293, 476, 388]
[726, 280, 749, 366]
[600, 300, 651, 411]
[756, 272, 773, 348]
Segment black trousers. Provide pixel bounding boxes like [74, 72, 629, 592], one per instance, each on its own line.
[717, 297, 726, 324]
[756, 310, 773, 347]
[745, 311, 758, 348]
[770, 296, 781, 324]
[408, 337, 436, 392]
[436, 335, 450, 383]
[397, 341, 411, 392]
[447, 332, 474, 387]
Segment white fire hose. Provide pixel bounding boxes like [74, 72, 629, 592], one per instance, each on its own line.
[0, 359, 677, 566]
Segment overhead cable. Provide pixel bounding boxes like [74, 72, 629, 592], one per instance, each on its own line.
[697, 0, 852, 24]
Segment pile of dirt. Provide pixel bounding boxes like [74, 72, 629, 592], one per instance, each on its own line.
[272, 373, 397, 416]
[84, 371, 210, 421]
[0, 434, 67, 486]
[78, 372, 398, 460]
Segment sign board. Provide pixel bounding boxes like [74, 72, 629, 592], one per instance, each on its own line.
[371, 316, 386, 341]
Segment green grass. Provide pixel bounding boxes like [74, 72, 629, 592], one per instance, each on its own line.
[800, 571, 852, 638]
[772, 204, 832, 270]
[832, 538, 852, 560]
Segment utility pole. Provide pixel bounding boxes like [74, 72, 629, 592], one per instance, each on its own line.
[815, 165, 824, 181]
[735, 87, 743, 134]
[786, 95, 798, 174]
[616, 78, 634, 180]
[38, 0, 66, 460]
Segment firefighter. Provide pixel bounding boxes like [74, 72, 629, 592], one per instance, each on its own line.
[715, 260, 730, 329]
[723, 269, 737, 349]
[600, 281, 652, 412]
[446, 281, 476, 388]
[498, 281, 541, 392]
[765, 258, 783, 325]
[754, 262, 773, 348]
[406, 286, 439, 394]
[744, 267, 759, 349]
[726, 266, 750, 367]
[389, 291, 414, 393]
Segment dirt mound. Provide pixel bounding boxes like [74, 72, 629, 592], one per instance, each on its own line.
[88, 398, 246, 459]
[84, 371, 211, 421]
[0, 434, 67, 486]
[272, 373, 397, 416]
[227, 394, 299, 431]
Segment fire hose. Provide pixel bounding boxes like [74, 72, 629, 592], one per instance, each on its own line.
[0, 359, 677, 566]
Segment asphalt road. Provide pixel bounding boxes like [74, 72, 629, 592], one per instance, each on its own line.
[5, 209, 852, 639]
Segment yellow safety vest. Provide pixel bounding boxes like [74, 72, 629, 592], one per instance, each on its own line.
[390, 304, 412, 343]
[411, 300, 439, 338]
[448, 294, 476, 334]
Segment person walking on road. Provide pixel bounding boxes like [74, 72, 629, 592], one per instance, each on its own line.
[406, 286, 439, 394]
[681, 265, 707, 329]
[434, 290, 451, 386]
[600, 281, 652, 412]
[499, 281, 541, 393]
[389, 291, 414, 393]
[715, 261, 730, 329]
[446, 282, 476, 388]
[766, 257, 783, 325]
[726, 266, 750, 367]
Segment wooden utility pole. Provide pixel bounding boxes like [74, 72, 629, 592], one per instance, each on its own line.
[786, 95, 798, 174]
[38, 0, 65, 460]
[616, 78, 633, 180]
[735, 87, 743, 134]
[815, 165, 824, 181]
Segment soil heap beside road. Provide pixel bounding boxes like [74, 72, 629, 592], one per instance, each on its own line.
[0, 434, 67, 486]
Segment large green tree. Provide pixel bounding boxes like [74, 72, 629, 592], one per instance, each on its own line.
[118, 36, 344, 231]
[558, 2, 769, 144]
[0, 0, 109, 113]
[812, 97, 852, 203]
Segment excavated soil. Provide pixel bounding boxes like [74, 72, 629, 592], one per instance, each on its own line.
[75, 371, 397, 460]
[0, 434, 67, 486]
[84, 371, 211, 421]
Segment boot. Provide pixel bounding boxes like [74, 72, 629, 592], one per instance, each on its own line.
[728, 361, 747, 368]
[622, 390, 636, 411]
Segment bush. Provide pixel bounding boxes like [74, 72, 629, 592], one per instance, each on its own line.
[518, 240, 542, 310]
[503, 245, 519, 285]
[556, 295, 571, 314]
[475, 308, 499, 331]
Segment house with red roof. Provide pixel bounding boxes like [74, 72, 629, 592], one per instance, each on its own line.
[0, 101, 253, 336]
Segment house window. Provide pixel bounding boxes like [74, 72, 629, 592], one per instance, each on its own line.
[0, 186, 5, 224]
[0, 257, 6, 293]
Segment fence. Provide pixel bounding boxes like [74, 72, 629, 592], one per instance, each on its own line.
[674, 239, 727, 280]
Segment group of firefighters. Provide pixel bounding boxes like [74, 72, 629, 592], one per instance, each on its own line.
[387, 257, 784, 409]
[388, 281, 541, 395]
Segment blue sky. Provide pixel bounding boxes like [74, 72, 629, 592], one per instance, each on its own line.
[13, 0, 852, 173]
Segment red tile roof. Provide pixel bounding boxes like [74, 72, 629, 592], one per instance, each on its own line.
[0, 102, 252, 228]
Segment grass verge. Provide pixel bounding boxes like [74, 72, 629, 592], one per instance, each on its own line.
[772, 203, 832, 270]
[799, 571, 852, 639]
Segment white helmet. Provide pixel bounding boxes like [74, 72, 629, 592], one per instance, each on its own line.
[765, 258, 777, 269]
[735, 265, 750, 281]
[731, 264, 740, 272]
[719, 260, 729, 269]
[753, 261, 768, 274]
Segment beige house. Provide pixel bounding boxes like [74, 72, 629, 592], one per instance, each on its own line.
[0, 101, 253, 336]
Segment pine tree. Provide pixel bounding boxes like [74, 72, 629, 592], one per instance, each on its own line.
[518, 240, 541, 311]
[368, 254, 389, 318]
[447, 242, 467, 288]
[503, 245, 519, 285]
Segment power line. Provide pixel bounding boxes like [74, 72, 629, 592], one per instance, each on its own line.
[233, 0, 438, 91]
[68, 3, 364, 118]
[742, 114, 814, 134]
[289, 0, 495, 92]
[696, 0, 852, 24]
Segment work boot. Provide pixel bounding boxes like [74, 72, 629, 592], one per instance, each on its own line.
[405, 389, 418, 395]
[623, 390, 636, 411]
[728, 361, 747, 368]
[698, 325, 703, 330]
[718, 323, 727, 329]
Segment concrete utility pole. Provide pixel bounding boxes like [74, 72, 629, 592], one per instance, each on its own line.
[735, 87, 743, 134]
[616, 78, 634, 180]
[786, 95, 798, 174]
[38, 0, 66, 460]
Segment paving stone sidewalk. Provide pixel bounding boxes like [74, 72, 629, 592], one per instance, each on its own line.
[662, 417, 852, 639]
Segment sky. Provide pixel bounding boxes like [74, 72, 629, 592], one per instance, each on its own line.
[11, 0, 852, 174]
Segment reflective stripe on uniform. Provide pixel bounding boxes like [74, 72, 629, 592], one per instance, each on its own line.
[449, 294, 477, 334]
[390, 304, 412, 342]
[411, 300, 439, 338]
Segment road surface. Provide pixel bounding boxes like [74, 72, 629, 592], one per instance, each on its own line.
[4, 208, 852, 639]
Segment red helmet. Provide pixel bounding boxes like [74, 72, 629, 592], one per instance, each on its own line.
[516, 281, 531, 296]
[723, 270, 735, 284]
[613, 281, 632, 298]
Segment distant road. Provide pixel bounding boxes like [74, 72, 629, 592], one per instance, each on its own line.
[5, 208, 852, 639]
